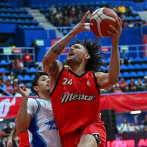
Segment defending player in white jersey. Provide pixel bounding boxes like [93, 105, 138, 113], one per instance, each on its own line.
[15, 71, 62, 147]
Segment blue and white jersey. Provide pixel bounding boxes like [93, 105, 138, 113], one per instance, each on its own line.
[27, 98, 62, 147]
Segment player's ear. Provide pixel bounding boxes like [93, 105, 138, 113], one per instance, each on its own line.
[34, 86, 39, 93]
[84, 54, 90, 60]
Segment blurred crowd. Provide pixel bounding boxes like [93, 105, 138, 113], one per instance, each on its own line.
[0, 53, 39, 97]
[0, 123, 20, 147]
[0, 40, 40, 96]
[101, 50, 147, 93]
[120, 116, 147, 134]
[1, 61, 147, 96]
[47, 3, 146, 28]
[0, 70, 33, 96]
[0, 43, 147, 96]
[101, 77, 147, 94]
[0, 48, 147, 95]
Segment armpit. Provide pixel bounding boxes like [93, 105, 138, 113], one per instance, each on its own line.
[49, 60, 58, 72]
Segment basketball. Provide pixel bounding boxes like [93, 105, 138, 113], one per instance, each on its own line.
[90, 8, 118, 38]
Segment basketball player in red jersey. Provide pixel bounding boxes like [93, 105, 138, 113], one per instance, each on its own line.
[42, 11, 122, 147]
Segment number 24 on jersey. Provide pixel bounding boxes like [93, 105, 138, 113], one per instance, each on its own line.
[62, 78, 73, 85]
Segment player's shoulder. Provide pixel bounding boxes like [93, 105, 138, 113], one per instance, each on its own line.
[37, 98, 52, 105]
[27, 98, 38, 105]
[28, 98, 37, 102]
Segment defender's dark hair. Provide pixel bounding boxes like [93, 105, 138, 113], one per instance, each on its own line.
[31, 71, 49, 95]
[64, 36, 106, 72]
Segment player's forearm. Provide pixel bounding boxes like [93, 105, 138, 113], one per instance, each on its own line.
[108, 44, 120, 84]
[15, 98, 28, 133]
[43, 31, 75, 67]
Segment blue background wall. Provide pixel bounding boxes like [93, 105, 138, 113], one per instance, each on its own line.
[24, 30, 50, 62]
[29, 0, 135, 7]
[7, 0, 29, 8]
[13, 26, 25, 47]
[0, 24, 16, 34]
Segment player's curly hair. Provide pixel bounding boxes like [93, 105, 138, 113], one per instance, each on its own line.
[31, 71, 49, 95]
[63, 36, 106, 72]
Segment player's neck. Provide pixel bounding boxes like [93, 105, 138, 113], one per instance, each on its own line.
[38, 92, 51, 102]
[69, 65, 85, 76]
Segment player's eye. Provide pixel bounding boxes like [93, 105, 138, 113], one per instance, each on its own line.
[75, 46, 80, 49]
[41, 78, 46, 81]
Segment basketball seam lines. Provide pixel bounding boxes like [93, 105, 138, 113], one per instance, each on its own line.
[91, 18, 102, 37]
[99, 14, 113, 33]
[103, 12, 116, 23]
[95, 14, 104, 37]
[94, 8, 104, 22]
[95, 19, 100, 37]
[104, 10, 116, 15]
[96, 13, 103, 21]
[100, 9, 117, 32]
[95, 14, 110, 37]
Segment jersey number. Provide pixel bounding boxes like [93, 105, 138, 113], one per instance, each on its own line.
[62, 78, 73, 85]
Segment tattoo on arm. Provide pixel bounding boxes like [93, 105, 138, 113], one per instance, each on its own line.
[49, 60, 58, 72]
[51, 43, 64, 55]
[51, 34, 72, 55]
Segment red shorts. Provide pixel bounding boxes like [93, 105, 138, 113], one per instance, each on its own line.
[19, 131, 31, 147]
[61, 122, 106, 147]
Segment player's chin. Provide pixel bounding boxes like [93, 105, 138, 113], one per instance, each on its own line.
[46, 85, 50, 89]
[67, 56, 75, 61]
[46, 87, 50, 91]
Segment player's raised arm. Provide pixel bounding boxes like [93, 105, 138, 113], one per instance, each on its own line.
[42, 11, 91, 77]
[95, 17, 122, 89]
[15, 85, 32, 133]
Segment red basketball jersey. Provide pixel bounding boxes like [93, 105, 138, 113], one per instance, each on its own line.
[51, 67, 102, 137]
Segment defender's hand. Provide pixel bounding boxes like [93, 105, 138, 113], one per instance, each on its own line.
[19, 85, 29, 99]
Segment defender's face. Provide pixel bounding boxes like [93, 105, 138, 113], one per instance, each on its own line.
[37, 75, 50, 92]
[67, 44, 88, 63]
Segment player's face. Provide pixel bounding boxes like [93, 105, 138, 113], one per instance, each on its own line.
[37, 75, 50, 92]
[67, 44, 88, 63]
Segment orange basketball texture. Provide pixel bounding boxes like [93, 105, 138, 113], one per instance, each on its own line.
[90, 8, 118, 38]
